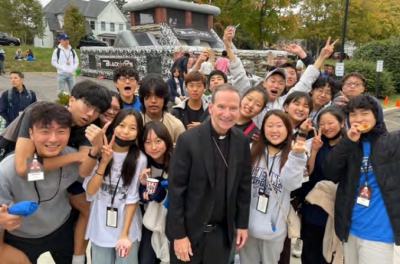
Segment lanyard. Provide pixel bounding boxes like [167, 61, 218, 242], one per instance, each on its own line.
[109, 175, 122, 209]
[212, 137, 228, 168]
[263, 150, 278, 194]
[62, 50, 71, 61]
[34, 168, 62, 205]
[362, 155, 371, 185]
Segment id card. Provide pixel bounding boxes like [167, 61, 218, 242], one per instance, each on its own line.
[356, 185, 372, 207]
[256, 194, 269, 214]
[27, 157, 44, 182]
[106, 207, 118, 228]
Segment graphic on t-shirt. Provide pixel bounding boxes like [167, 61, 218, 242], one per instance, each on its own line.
[360, 156, 372, 172]
[29, 159, 41, 172]
[251, 166, 282, 197]
[99, 166, 128, 202]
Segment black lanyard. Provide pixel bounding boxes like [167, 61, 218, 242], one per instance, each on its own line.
[310, 107, 323, 126]
[34, 168, 62, 205]
[362, 154, 371, 185]
[263, 150, 278, 193]
[109, 175, 122, 209]
[212, 137, 228, 168]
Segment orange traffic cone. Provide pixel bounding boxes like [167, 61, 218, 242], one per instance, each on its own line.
[383, 96, 389, 105]
[396, 99, 400, 107]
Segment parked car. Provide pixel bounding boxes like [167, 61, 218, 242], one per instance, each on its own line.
[331, 52, 350, 60]
[0, 32, 20, 46]
[77, 34, 107, 49]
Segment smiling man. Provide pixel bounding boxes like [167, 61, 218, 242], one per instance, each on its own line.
[0, 102, 83, 264]
[172, 71, 209, 129]
[113, 65, 141, 111]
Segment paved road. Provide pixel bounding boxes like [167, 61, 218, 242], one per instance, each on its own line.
[1, 73, 398, 264]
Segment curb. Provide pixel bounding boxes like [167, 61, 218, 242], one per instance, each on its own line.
[383, 107, 400, 115]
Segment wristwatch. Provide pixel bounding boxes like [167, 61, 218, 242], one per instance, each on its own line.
[88, 149, 101, 160]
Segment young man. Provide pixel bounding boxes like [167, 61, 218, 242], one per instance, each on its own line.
[0, 71, 37, 126]
[113, 65, 141, 110]
[333, 72, 366, 105]
[139, 73, 185, 142]
[308, 76, 335, 128]
[324, 94, 400, 264]
[172, 71, 209, 129]
[13, 80, 111, 264]
[167, 84, 251, 264]
[0, 102, 84, 264]
[51, 34, 79, 94]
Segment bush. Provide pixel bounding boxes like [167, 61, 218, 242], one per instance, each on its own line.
[343, 60, 395, 97]
[353, 38, 400, 92]
[56, 93, 70, 105]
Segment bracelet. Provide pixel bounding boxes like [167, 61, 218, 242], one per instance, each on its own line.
[298, 132, 308, 138]
[95, 171, 104, 176]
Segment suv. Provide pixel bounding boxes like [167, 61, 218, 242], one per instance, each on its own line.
[77, 34, 107, 49]
[0, 32, 20, 46]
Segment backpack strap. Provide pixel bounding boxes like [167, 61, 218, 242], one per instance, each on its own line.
[8, 89, 13, 108]
[244, 121, 255, 135]
[56, 48, 60, 63]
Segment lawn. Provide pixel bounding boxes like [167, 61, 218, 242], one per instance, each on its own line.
[380, 93, 400, 109]
[0, 45, 80, 73]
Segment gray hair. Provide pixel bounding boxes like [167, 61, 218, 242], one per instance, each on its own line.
[211, 84, 240, 103]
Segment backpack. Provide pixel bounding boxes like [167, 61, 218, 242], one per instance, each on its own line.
[56, 48, 76, 63]
[0, 102, 42, 162]
[8, 88, 32, 109]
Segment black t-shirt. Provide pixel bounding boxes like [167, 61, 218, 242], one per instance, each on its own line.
[18, 108, 92, 149]
[235, 120, 259, 140]
[185, 105, 204, 124]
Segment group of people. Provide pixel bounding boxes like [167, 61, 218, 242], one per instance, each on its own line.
[0, 25, 399, 264]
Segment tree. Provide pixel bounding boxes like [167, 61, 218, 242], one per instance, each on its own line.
[114, 0, 128, 14]
[62, 4, 87, 49]
[0, 0, 45, 44]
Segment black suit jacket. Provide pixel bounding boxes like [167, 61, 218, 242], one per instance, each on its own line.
[166, 120, 252, 244]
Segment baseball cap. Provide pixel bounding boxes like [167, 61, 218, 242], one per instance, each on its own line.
[265, 68, 287, 82]
[58, 34, 70, 40]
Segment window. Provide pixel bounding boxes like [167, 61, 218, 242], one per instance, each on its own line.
[110, 23, 115, 32]
[101, 21, 106, 31]
[134, 9, 155, 25]
[90, 21, 95, 30]
[192, 12, 208, 30]
[119, 24, 124, 31]
[167, 9, 185, 26]
[126, 24, 130, 30]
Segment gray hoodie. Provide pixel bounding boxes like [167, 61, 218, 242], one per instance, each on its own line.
[248, 150, 306, 241]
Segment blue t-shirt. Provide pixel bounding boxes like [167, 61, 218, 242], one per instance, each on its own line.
[122, 95, 141, 111]
[350, 141, 394, 243]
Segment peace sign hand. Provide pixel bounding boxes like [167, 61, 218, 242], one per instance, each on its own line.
[299, 118, 313, 133]
[100, 134, 115, 165]
[291, 140, 310, 154]
[311, 127, 323, 151]
[282, 43, 305, 56]
[319, 36, 339, 59]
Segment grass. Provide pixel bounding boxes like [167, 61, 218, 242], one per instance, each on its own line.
[0, 45, 80, 73]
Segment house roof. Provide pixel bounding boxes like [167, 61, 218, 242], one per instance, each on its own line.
[43, 0, 110, 18]
[44, 13, 61, 32]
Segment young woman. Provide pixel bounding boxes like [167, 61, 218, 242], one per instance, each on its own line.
[99, 91, 121, 128]
[240, 110, 308, 264]
[83, 109, 147, 264]
[283, 91, 312, 138]
[298, 106, 345, 264]
[166, 67, 185, 105]
[236, 86, 268, 139]
[137, 121, 173, 264]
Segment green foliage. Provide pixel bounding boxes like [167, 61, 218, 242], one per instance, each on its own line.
[0, 0, 45, 44]
[62, 5, 87, 49]
[343, 60, 395, 97]
[56, 93, 70, 106]
[353, 38, 400, 92]
[114, 0, 128, 13]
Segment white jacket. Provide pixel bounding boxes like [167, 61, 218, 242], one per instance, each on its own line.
[51, 44, 79, 75]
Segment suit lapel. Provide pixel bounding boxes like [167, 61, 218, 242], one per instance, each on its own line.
[227, 129, 238, 199]
[200, 122, 216, 189]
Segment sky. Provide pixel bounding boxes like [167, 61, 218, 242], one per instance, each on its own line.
[38, 0, 111, 7]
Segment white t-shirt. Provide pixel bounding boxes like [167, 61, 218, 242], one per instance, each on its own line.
[83, 151, 147, 247]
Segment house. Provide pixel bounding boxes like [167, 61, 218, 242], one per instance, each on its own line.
[34, 0, 130, 48]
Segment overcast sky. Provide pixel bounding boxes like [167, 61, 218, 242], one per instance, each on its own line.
[38, 0, 111, 7]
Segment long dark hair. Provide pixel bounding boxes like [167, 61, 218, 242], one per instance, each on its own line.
[317, 106, 346, 139]
[251, 110, 292, 172]
[104, 108, 144, 187]
[139, 121, 173, 173]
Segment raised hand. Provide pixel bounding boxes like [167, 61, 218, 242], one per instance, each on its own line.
[282, 43, 305, 57]
[319, 36, 339, 59]
[292, 140, 310, 154]
[85, 122, 112, 153]
[100, 134, 115, 165]
[347, 123, 362, 142]
[311, 127, 323, 151]
[300, 118, 313, 133]
[223, 27, 234, 46]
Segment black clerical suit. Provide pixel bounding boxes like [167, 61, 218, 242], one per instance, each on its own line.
[166, 120, 252, 264]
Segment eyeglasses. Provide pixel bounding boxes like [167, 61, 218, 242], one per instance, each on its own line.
[344, 82, 363, 87]
[82, 99, 101, 113]
[119, 77, 136, 82]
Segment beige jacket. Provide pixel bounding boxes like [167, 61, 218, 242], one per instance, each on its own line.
[306, 181, 343, 264]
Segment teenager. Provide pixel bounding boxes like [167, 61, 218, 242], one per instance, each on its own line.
[83, 108, 147, 264]
[113, 66, 141, 111]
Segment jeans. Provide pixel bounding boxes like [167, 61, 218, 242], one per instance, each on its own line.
[58, 73, 75, 94]
[91, 241, 139, 264]
[0, 60, 4, 73]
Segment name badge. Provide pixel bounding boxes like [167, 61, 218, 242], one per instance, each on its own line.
[356, 185, 372, 207]
[106, 207, 118, 228]
[27, 157, 44, 182]
[256, 194, 269, 214]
